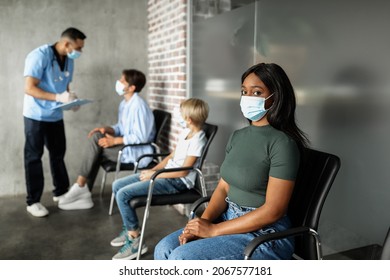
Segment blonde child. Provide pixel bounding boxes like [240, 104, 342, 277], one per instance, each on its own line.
[110, 98, 209, 260]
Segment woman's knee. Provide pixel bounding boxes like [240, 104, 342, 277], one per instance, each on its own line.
[154, 239, 170, 260]
[154, 230, 182, 260]
[154, 242, 187, 260]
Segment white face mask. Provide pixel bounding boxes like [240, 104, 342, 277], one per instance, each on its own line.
[115, 80, 126, 96]
[174, 107, 187, 128]
[178, 114, 187, 128]
[240, 94, 274, 121]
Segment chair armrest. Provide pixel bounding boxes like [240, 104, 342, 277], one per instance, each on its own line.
[120, 142, 153, 152]
[146, 167, 207, 209]
[188, 196, 211, 220]
[133, 152, 170, 173]
[149, 166, 207, 197]
[150, 166, 195, 180]
[244, 226, 314, 259]
[136, 152, 170, 163]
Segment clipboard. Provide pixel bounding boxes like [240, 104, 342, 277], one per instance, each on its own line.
[52, 99, 93, 110]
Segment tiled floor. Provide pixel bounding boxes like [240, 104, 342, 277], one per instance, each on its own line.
[0, 190, 188, 260]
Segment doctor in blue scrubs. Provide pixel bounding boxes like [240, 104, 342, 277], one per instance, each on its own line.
[23, 27, 86, 217]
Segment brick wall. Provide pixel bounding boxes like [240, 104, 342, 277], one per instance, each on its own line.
[147, 0, 188, 152]
[147, 0, 220, 216]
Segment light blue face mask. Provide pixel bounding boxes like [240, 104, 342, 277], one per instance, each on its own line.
[240, 94, 274, 121]
[67, 50, 81, 60]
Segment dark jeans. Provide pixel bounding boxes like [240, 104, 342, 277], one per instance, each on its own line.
[24, 117, 69, 205]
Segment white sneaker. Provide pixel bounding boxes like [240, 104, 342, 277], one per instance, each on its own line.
[59, 183, 91, 204]
[53, 194, 66, 202]
[58, 183, 94, 210]
[27, 203, 49, 217]
[58, 197, 94, 210]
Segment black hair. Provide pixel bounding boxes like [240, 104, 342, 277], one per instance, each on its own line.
[61, 27, 87, 41]
[122, 69, 146, 93]
[241, 63, 309, 148]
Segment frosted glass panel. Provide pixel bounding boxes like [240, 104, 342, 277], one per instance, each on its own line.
[192, 0, 390, 254]
[255, 0, 390, 253]
[192, 2, 256, 165]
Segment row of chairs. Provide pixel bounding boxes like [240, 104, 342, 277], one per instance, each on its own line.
[97, 109, 219, 259]
[94, 108, 348, 260]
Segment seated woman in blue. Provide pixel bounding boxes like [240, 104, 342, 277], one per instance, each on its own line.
[154, 63, 309, 260]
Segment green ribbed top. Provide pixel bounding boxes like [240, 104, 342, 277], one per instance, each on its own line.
[220, 125, 300, 208]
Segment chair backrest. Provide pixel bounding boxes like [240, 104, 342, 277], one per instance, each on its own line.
[193, 123, 218, 195]
[197, 123, 218, 169]
[287, 147, 341, 259]
[129, 123, 218, 209]
[152, 109, 171, 150]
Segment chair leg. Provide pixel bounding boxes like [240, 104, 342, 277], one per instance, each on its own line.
[136, 206, 150, 260]
[136, 180, 155, 260]
[109, 192, 115, 216]
[100, 171, 107, 197]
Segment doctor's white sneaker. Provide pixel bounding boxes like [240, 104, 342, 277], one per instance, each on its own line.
[58, 183, 94, 210]
[27, 203, 49, 217]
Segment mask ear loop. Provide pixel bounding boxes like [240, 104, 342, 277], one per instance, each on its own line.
[264, 93, 275, 111]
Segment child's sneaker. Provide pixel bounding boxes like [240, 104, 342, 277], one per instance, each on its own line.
[110, 226, 127, 247]
[112, 235, 148, 260]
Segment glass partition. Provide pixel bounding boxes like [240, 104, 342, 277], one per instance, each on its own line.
[191, 0, 390, 256]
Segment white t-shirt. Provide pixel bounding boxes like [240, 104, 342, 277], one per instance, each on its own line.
[165, 129, 207, 189]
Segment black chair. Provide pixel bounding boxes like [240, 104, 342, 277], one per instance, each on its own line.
[102, 109, 171, 215]
[134, 123, 218, 259]
[380, 227, 390, 260]
[189, 147, 341, 260]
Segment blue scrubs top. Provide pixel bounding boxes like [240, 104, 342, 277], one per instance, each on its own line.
[23, 44, 74, 122]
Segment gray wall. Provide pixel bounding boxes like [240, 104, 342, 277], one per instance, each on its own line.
[0, 0, 148, 196]
[192, 0, 390, 255]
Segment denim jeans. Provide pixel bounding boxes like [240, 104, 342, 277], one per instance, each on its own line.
[154, 197, 294, 260]
[113, 173, 188, 231]
[24, 117, 69, 205]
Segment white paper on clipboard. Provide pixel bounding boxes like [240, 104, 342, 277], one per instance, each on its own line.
[52, 99, 93, 110]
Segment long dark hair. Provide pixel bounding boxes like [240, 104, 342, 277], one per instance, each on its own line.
[241, 63, 309, 148]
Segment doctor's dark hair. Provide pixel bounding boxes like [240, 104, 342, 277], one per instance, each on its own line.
[122, 69, 146, 93]
[61, 27, 87, 41]
[241, 63, 309, 148]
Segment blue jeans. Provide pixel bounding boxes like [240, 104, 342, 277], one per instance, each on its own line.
[154, 198, 294, 260]
[113, 173, 188, 231]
